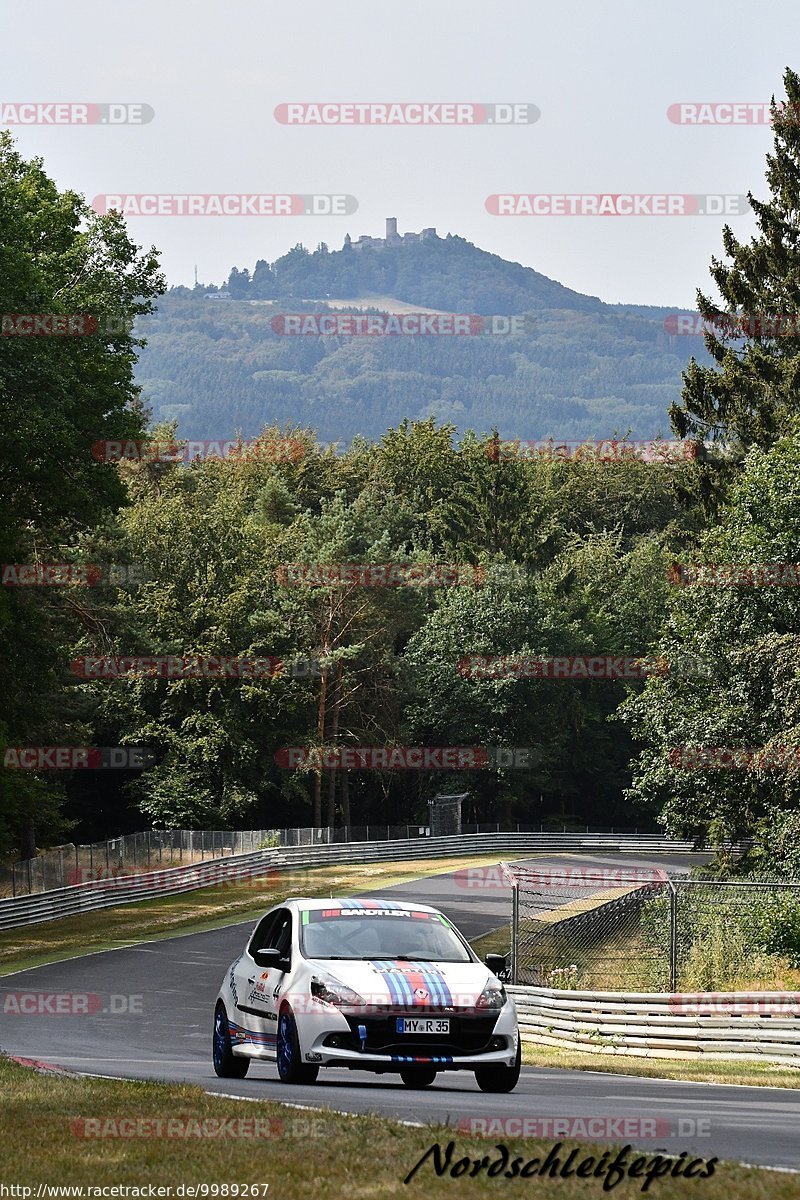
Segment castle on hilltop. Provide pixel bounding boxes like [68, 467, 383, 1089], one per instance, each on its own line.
[343, 217, 438, 251]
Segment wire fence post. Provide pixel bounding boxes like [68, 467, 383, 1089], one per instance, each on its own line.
[669, 880, 678, 992]
[511, 881, 520, 985]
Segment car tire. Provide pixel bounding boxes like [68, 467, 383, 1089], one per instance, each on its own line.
[399, 1065, 437, 1088]
[276, 1008, 319, 1085]
[213, 1003, 249, 1078]
[474, 1041, 521, 1093]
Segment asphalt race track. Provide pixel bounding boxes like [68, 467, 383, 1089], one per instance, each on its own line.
[3, 852, 800, 1172]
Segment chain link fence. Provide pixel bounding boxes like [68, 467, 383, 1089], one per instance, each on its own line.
[507, 864, 800, 992]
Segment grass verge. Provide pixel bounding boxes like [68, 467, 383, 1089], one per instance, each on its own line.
[0, 853, 510, 977]
[0, 1056, 790, 1196]
[521, 1041, 800, 1088]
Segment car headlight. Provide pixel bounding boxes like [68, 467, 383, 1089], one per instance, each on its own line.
[310, 974, 366, 1008]
[476, 979, 507, 1009]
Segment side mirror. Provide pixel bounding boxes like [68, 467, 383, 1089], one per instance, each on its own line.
[485, 952, 509, 979]
[252, 947, 288, 970]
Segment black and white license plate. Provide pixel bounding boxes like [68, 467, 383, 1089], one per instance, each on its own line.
[396, 1017, 450, 1035]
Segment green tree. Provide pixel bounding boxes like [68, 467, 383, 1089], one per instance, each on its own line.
[0, 134, 163, 855]
[671, 68, 800, 500]
[620, 428, 800, 852]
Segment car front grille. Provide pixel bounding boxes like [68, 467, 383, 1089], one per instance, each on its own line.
[328, 1011, 501, 1056]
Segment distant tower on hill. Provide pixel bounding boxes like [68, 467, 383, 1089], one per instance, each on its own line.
[343, 218, 437, 251]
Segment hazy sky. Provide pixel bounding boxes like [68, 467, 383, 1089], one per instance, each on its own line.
[3, 1, 798, 306]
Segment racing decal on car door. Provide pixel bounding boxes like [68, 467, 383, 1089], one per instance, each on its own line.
[229, 955, 242, 1007]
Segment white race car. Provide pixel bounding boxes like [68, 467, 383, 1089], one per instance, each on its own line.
[213, 896, 520, 1091]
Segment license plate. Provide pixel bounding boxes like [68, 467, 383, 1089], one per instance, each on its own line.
[396, 1017, 450, 1035]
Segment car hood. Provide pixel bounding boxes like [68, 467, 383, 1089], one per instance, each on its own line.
[304, 958, 494, 1009]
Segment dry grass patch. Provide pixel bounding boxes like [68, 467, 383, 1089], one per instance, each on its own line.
[521, 1041, 800, 1088]
[0, 1057, 790, 1197]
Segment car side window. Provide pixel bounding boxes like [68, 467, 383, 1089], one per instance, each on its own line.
[249, 910, 281, 956]
[273, 910, 292, 959]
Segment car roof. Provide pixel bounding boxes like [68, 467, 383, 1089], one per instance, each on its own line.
[282, 897, 440, 914]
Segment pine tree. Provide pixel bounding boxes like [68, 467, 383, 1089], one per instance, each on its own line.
[671, 68, 800, 467]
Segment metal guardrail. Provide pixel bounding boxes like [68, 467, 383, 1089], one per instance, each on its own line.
[509, 984, 800, 1063]
[0, 831, 702, 931]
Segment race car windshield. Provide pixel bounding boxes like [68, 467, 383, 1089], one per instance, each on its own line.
[299, 910, 473, 962]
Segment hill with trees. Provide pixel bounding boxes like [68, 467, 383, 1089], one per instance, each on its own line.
[133, 234, 709, 445]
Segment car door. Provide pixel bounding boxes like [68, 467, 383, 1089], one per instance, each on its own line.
[235, 908, 292, 1055]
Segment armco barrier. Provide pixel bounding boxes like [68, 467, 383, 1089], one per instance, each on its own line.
[0, 831, 702, 932]
[509, 985, 800, 1063]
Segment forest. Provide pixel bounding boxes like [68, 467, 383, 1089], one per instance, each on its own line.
[4, 68, 800, 877]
